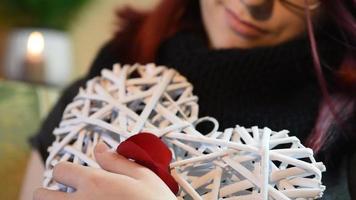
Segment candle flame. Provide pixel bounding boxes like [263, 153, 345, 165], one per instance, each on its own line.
[27, 32, 45, 55]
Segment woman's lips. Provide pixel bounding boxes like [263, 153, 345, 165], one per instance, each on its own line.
[225, 7, 268, 38]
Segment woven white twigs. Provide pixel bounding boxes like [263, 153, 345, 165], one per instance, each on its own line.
[44, 63, 325, 199]
[168, 126, 326, 200]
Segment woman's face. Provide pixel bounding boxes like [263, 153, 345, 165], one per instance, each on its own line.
[200, 0, 321, 49]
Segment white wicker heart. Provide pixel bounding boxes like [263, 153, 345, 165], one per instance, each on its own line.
[44, 63, 326, 200]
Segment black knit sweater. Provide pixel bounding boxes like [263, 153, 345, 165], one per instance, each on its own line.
[30, 28, 355, 199]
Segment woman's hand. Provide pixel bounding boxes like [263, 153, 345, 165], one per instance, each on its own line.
[33, 143, 177, 200]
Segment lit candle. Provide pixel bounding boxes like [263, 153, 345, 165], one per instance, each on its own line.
[24, 31, 45, 83]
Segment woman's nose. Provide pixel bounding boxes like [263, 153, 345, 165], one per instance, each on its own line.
[240, 0, 274, 20]
[242, 0, 269, 6]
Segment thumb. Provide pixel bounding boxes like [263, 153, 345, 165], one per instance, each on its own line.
[94, 142, 145, 179]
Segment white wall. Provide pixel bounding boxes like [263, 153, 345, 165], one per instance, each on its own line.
[68, 0, 159, 80]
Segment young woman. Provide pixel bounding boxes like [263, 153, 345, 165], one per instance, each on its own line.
[23, 0, 355, 199]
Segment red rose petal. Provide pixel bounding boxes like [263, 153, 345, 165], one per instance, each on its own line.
[121, 132, 172, 167]
[116, 132, 179, 195]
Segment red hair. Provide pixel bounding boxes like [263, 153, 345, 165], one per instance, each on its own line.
[112, 0, 201, 63]
[303, 0, 356, 155]
[112, 0, 356, 155]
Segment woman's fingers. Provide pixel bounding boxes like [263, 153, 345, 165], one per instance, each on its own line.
[33, 188, 73, 200]
[52, 161, 92, 188]
[94, 142, 149, 179]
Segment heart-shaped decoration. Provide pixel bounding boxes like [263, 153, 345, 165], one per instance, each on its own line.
[44, 63, 325, 199]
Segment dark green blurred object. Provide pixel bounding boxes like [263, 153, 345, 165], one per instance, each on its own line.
[0, 0, 92, 30]
[0, 80, 59, 199]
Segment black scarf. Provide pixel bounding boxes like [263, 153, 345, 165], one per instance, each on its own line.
[155, 24, 347, 157]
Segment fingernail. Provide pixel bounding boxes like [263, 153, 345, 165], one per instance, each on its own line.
[95, 142, 109, 154]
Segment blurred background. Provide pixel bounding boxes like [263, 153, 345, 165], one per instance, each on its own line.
[0, 0, 157, 199]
